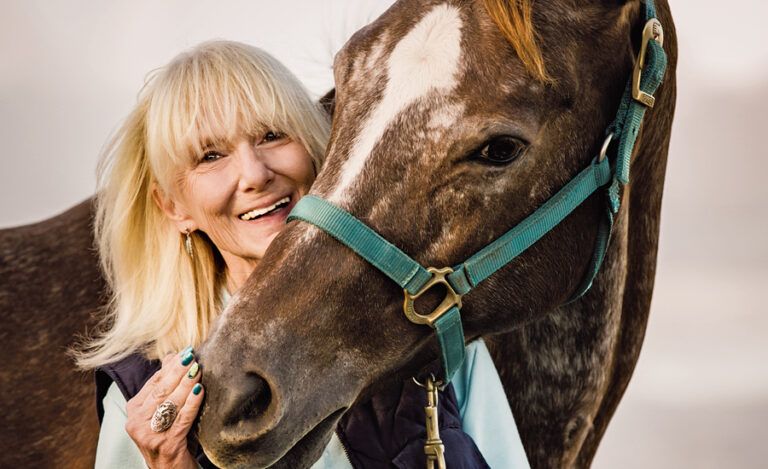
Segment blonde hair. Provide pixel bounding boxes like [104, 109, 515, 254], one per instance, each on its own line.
[76, 40, 330, 368]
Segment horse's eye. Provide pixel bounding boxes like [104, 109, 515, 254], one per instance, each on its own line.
[474, 136, 527, 165]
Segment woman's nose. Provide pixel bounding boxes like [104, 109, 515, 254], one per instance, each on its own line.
[235, 143, 274, 192]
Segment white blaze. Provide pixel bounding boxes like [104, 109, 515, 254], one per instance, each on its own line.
[329, 4, 464, 203]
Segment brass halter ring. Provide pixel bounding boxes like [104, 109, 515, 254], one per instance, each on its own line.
[403, 267, 463, 327]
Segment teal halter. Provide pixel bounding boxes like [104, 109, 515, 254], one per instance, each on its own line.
[288, 0, 667, 382]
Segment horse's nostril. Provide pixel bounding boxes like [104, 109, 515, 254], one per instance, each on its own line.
[224, 372, 273, 427]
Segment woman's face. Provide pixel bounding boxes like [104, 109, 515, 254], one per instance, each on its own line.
[159, 131, 315, 269]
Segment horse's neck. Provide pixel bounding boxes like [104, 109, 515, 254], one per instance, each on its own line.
[487, 107, 673, 469]
[486, 202, 631, 467]
[488, 1, 677, 464]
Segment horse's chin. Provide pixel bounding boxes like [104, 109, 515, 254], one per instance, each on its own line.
[206, 407, 346, 469]
[268, 408, 346, 469]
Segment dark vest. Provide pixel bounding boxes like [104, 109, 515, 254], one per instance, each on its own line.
[96, 355, 490, 469]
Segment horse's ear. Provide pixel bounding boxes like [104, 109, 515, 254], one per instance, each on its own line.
[319, 88, 335, 118]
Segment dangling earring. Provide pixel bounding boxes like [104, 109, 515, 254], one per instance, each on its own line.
[184, 228, 194, 259]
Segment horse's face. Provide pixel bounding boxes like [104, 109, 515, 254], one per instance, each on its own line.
[199, 0, 642, 466]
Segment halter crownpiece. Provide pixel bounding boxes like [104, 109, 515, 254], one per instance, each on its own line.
[288, 0, 667, 382]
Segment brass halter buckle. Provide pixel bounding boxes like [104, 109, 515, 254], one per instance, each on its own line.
[632, 18, 664, 108]
[403, 267, 463, 327]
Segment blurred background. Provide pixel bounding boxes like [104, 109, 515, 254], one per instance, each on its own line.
[1, 1, 766, 467]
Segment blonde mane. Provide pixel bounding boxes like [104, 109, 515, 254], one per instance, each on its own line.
[482, 0, 549, 81]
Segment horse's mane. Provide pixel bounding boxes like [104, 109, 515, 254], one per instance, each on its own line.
[482, 0, 548, 81]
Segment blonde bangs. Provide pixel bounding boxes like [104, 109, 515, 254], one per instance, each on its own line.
[144, 41, 329, 190]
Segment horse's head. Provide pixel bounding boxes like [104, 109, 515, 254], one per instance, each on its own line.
[198, 0, 669, 466]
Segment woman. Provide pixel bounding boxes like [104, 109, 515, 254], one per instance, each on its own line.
[76, 40, 528, 468]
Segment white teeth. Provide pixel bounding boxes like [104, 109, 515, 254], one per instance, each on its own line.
[239, 197, 290, 221]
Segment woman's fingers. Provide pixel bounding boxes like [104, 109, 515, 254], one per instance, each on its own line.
[154, 350, 202, 430]
[123, 347, 203, 468]
[172, 383, 204, 436]
[155, 347, 195, 397]
[163, 354, 202, 408]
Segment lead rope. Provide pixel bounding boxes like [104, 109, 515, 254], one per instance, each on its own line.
[415, 376, 446, 469]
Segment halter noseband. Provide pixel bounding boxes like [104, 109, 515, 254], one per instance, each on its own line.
[288, 0, 667, 382]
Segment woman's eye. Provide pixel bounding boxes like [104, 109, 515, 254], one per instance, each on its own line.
[474, 136, 527, 165]
[201, 151, 223, 163]
[262, 131, 285, 143]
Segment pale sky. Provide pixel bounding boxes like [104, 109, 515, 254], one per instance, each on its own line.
[1, 0, 766, 227]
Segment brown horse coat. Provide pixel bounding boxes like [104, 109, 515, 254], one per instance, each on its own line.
[0, 200, 105, 468]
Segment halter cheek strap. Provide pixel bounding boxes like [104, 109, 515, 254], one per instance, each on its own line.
[287, 0, 667, 382]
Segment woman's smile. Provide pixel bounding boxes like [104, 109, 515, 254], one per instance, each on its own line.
[234, 193, 299, 235]
[238, 195, 292, 221]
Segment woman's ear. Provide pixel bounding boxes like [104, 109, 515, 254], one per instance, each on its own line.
[151, 181, 197, 232]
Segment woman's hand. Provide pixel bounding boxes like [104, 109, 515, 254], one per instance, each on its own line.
[125, 347, 204, 469]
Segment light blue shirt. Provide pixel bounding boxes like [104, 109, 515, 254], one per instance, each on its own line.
[96, 290, 530, 468]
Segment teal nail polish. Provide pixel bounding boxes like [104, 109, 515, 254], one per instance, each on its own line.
[180, 345, 193, 356]
[181, 352, 194, 366]
[192, 383, 202, 395]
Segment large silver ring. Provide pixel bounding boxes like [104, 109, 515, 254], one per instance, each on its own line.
[150, 400, 178, 433]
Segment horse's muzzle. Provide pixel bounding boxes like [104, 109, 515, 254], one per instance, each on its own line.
[197, 352, 287, 466]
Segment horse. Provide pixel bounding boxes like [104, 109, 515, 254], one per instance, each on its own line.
[0, 199, 105, 468]
[197, 0, 677, 468]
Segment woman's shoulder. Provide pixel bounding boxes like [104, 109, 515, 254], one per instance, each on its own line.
[457, 339, 493, 380]
[454, 339, 532, 468]
[464, 338, 487, 359]
[451, 338, 499, 413]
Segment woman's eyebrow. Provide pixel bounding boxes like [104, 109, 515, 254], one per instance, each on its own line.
[198, 137, 228, 152]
